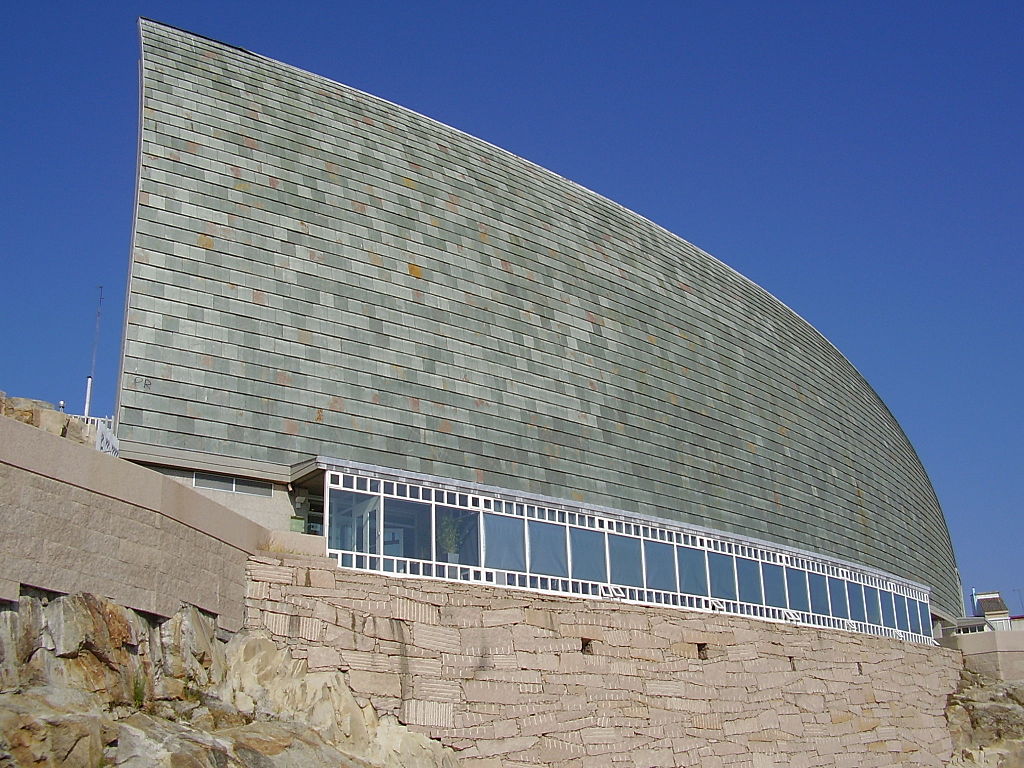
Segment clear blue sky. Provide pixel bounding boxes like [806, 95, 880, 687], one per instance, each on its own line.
[2, 1, 1020, 613]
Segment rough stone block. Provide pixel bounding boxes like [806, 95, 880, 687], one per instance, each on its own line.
[395, 597, 439, 624]
[412, 677, 462, 702]
[402, 699, 455, 728]
[248, 564, 294, 584]
[346, 669, 402, 698]
[306, 645, 340, 670]
[412, 623, 461, 653]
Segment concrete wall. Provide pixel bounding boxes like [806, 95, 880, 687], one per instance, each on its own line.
[0, 416, 270, 630]
[155, 464, 296, 531]
[247, 552, 962, 768]
[119, 20, 961, 618]
[941, 631, 1024, 681]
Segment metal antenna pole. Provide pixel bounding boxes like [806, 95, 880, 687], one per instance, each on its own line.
[84, 286, 103, 418]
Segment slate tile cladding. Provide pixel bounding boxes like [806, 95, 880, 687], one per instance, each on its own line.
[118, 19, 961, 617]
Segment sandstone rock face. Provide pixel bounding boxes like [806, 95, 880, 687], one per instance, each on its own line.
[0, 393, 97, 445]
[0, 591, 458, 767]
[947, 670, 1024, 768]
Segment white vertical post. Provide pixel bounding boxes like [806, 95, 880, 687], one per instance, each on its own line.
[83, 375, 93, 418]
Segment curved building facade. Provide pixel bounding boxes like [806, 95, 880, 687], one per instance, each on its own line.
[117, 20, 961, 621]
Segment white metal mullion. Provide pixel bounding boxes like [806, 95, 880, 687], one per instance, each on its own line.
[598, 532, 606, 585]
[731, 550, 738, 604]
[757, 555, 765, 607]
[429, 500, 436, 563]
[672, 543, 680, 597]
[477, 510, 484, 568]
[323, 474, 332, 552]
[524, 517, 532, 576]
[375, 495, 383, 562]
[703, 548, 711, 602]
[782, 561, 791, 609]
[639, 535, 647, 591]
[564, 525, 573, 581]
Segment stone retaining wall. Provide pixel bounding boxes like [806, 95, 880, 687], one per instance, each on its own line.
[247, 552, 963, 767]
[0, 416, 268, 630]
[941, 630, 1024, 682]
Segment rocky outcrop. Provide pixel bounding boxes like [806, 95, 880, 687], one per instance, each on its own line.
[0, 590, 459, 767]
[0, 393, 97, 446]
[947, 669, 1024, 767]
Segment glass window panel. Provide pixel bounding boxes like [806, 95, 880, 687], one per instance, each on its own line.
[762, 563, 786, 608]
[908, 599, 922, 635]
[194, 472, 234, 492]
[644, 541, 676, 592]
[234, 477, 274, 496]
[864, 586, 882, 625]
[736, 558, 762, 604]
[383, 498, 432, 561]
[608, 535, 643, 588]
[786, 568, 809, 612]
[881, 591, 897, 628]
[570, 528, 606, 582]
[484, 514, 525, 571]
[809, 574, 830, 615]
[918, 602, 932, 638]
[435, 506, 479, 566]
[894, 594, 910, 631]
[529, 520, 568, 577]
[847, 582, 866, 623]
[828, 577, 849, 619]
[327, 489, 379, 553]
[708, 553, 736, 600]
[677, 547, 708, 596]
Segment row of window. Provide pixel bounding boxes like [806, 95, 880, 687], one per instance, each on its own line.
[325, 475, 933, 642]
[194, 471, 274, 497]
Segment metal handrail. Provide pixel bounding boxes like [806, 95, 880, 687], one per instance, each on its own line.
[68, 414, 113, 429]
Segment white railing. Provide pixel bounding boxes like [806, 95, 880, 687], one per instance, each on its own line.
[68, 414, 113, 430]
[327, 547, 936, 645]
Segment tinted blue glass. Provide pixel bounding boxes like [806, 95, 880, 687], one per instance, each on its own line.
[608, 534, 643, 587]
[894, 594, 910, 631]
[736, 558, 762, 604]
[570, 528, 606, 582]
[918, 601, 932, 638]
[435, 506, 479, 566]
[762, 564, 786, 608]
[828, 577, 849, 619]
[328, 490, 378, 553]
[847, 582, 866, 623]
[864, 586, 882, 625]
[881, 591, 897, 629]
[383, 498, 431, 560]
[708, 553, 736, 600]
[528, 520, 568, 577]
[809, 574, 830, 615]
[677, 547, 708, 596]
[908, 599, 922, 634]
[786, 568, 809, 612]
[484, 514, 525, 571]
[644, 541, 676, 591]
